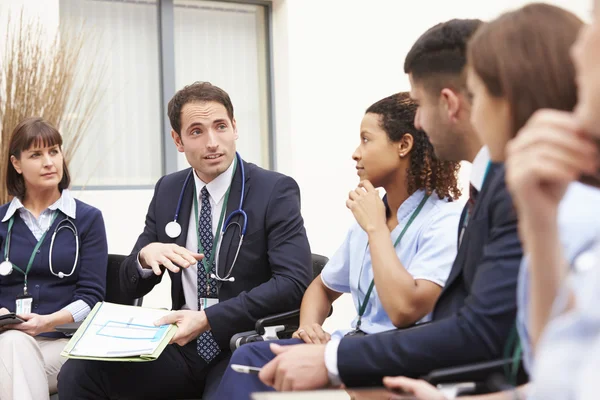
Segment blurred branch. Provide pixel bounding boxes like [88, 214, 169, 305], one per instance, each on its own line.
[0, 9, 105, 204]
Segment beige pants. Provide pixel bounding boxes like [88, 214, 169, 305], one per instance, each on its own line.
[0, 330, 68, 400]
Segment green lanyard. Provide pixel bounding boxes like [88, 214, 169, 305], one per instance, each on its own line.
[355, 193, 431, 330]
[193, 158, 237, 295]
[503, 323, 522, 387]
[3, 211, 59, 294]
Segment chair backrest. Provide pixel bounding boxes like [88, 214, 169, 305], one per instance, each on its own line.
[311, 253, 329, 280]
[105, 254, 142, 306]
[311, 253, 332, 317]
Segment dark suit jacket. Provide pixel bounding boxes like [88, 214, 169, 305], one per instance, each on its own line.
[120, 160, 313, 350]
[337, 164, 523, 386]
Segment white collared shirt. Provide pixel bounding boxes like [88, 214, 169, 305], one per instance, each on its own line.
[470, 146, 490, 191]
[2, 189, 77, 240]
[137, 161, 236, 312]
[181, 161, 236, 310]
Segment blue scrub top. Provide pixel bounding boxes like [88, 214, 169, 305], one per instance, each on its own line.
[321, 189, 463, 339]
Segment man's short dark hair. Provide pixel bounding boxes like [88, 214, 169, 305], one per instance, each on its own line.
[168, 81, 234, 135]
[404, 19, 483, 91]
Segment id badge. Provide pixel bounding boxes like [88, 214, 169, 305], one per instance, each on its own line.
[199, 298, 219, 310]
[16, 294, 33, 315]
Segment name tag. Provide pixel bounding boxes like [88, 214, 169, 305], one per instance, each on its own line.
[16, 294, 33, 315]
[199, 298, 219, 310]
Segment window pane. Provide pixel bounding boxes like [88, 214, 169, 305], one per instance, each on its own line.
[59, 0, 162, 186]
[173, 0, 270, 170]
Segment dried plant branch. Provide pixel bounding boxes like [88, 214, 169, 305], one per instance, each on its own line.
[0, 9, 105, 204]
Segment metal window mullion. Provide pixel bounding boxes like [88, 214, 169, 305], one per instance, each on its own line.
[158, 0, 178, 175]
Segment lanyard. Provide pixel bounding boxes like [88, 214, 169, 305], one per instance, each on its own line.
[355, 193, 431, 329]
[193, 157, 237, 294]
[3, 211, 59, 294]
[503, 323, 522, 387]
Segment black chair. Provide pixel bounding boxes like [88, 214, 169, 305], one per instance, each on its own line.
[54, 254, 142, 334]
[229, 253, 329, 351]
[104, 254, 143, 307]
[421, 356, 528, 395]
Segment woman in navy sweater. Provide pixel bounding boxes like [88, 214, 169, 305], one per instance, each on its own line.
[0, 117, 108, 400]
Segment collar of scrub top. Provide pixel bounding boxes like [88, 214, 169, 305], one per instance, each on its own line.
[2, 189, 77, 222]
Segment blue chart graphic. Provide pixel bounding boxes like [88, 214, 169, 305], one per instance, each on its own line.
[96, 321, 169, 342]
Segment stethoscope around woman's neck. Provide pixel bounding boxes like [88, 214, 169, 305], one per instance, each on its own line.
[0, 211, 79, 280]
[164, 152, 248, 283]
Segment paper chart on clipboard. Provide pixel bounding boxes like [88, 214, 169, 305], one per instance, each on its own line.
[62, 302, 177, 361]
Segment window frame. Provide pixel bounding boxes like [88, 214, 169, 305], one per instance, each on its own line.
[72, 0, 275, 190]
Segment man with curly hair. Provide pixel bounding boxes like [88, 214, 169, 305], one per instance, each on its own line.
[212, 92, 464, 398]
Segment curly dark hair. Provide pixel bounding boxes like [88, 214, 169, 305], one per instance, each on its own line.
[366, 92, 461, 201]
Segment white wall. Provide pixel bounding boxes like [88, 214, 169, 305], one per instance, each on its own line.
[270, 0, 591, 332]
[75, 0, 593, 331]
[3, 0, 591, 331]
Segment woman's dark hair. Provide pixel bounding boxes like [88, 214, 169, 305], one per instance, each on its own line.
[6, 117, 71, 199]
[366, 93, 461, 200]
[468, 3, 582, 135]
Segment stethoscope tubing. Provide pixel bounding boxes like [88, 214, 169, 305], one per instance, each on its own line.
[48, 219, 79, 279]
[169, 152, 248, 282]
[1, 217, 79, 279]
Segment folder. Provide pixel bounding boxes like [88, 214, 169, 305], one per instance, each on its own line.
[61, 302, 177, 362]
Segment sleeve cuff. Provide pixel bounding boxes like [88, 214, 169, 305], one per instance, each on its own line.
[63, 299, 91, 322]
[136, 252, 155, 279]
[325, 338, 342, 386]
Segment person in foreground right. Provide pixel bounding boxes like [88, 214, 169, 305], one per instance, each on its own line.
[384, 2, 600, 399]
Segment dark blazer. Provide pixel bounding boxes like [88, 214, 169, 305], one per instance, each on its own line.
[120, 160, 312, 349]
[0, 200, 108, 338]
[337, 164, 523, 386]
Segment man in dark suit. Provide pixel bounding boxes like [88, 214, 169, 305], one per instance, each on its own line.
[255, 19, 524, 391]
[57, 82, 312, 399]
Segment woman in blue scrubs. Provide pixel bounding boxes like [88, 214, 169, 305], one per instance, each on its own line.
[213, 92, 464, 399]
[0, 117, 108, 400]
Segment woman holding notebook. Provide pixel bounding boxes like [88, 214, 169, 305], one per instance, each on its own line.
[0, 117, 108, 400]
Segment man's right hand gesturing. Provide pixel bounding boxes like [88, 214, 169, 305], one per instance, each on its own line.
[139, 243, 203, 275]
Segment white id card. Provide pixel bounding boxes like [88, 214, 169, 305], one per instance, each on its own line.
[16, 295, 33, 315]
[199, 298, 219, 310]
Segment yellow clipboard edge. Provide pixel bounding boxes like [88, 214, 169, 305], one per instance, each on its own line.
[60, 302, 178, 362]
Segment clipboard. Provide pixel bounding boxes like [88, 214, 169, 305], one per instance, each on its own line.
[61, 302, 177, 362]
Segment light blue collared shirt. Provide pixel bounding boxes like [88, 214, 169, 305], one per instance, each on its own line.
[529, 240, 600, 399]
[516, 182, 600, 376]
[1, 189, 89, 322]
[321, 189, 463, 340]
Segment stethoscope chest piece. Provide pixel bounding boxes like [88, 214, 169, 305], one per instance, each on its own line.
[165, 221, 182, 239]
[0, 260, 13, 276]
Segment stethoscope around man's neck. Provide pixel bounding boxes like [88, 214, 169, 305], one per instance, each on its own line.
[165, 152, 248, 283]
